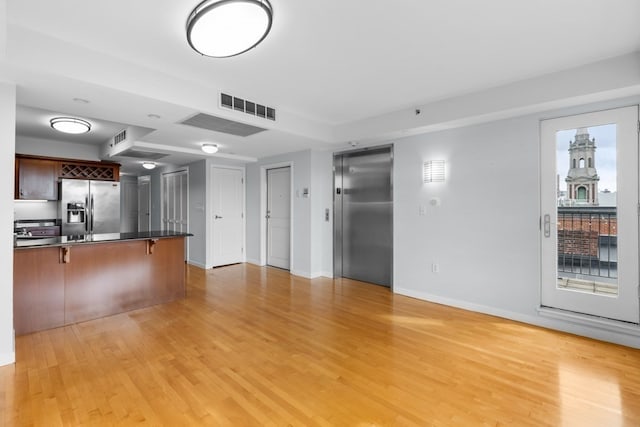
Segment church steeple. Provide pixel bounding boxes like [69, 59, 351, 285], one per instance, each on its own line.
[565, 128, 599, 205]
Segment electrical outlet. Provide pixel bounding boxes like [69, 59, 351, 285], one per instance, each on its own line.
[432, 263, 439, 273]
[419, 205, 426, 216]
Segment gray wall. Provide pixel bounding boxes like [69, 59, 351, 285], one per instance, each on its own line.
[188, 160, 207, 267]
[392, 95, 640, 346]
[119, 175, 138, 233]
[0, 82, 16, 365]
[246, 150, 318, 277]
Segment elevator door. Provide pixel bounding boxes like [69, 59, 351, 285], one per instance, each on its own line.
[334, 146, 393, 287]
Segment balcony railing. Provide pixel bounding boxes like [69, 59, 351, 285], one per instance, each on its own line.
[557, 206, 617, 294]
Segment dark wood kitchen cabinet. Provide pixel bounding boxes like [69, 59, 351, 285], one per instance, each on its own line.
[15, 157, 59, 200]
[15, 155, 121, 200]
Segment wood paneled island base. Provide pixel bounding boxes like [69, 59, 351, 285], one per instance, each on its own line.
[14, 236, 187, 335]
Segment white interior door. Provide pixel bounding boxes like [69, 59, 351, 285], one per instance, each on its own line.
[137, 176, 150, 232]
[267, 167, 291, 270]
[541, 105, 639, 323]
[211, 167, 244, 267]
[162, 170, 188, 233]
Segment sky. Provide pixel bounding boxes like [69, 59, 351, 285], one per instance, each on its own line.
[555, 123, 616, 192]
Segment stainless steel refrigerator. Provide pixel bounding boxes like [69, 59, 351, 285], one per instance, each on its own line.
[60, 179, 121, 235]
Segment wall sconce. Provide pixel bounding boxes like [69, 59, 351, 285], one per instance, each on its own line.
[423, 160, 445, 183]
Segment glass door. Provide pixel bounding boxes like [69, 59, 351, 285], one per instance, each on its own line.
[540, 105, 639, 323]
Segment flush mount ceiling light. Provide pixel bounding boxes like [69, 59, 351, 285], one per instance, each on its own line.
[201, 143, 219, 154]
[50, 117, 91, 134]
[186, 0, 273, 58]
[142, 162, 157, 170]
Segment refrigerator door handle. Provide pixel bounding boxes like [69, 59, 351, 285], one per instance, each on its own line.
[85, 196, 90, 233]
[90, 195, 94, 234]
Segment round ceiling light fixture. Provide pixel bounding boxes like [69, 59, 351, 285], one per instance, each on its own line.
[186, 0, 273, 58]
[142, 161, 157, 170]
[201, 143, 219, 154]
[50, 117, 92, 134]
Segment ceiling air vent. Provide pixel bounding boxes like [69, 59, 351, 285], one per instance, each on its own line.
[180, 113, 267, 137]
[220, 92, 276, 121]
[113, 129, 127, 145]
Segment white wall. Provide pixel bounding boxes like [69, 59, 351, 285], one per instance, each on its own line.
[16, 136, 101, 161]
[310, 150, 333, 278]
[188, 160, 206, 267]
[246, 150, 310, 276]
[0, 81, 16, 366]
[247, 149, 336, 278]
[393, 95, 640, 347]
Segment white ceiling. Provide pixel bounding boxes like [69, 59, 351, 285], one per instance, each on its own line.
[3, 0, 640, 173]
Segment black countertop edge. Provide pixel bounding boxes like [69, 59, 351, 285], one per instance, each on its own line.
[14, 231, 193, 249]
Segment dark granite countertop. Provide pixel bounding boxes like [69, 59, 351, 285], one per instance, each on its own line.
[14, 230, 192, 249]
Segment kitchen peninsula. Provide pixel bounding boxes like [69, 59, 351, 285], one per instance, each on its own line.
[14, 231, 191, 335]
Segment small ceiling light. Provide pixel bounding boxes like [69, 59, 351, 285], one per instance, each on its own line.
[186, 0, 273, 58]
[201, 143, 219, 154]
[50, 117, 91, 134]
[142, 162, 157, 170]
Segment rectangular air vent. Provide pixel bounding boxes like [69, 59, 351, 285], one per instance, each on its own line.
[113, 129, 127, 145]
[220, 92, 276, 121]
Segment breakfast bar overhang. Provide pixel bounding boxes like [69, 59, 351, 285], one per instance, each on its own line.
[13, 231, 191, 335]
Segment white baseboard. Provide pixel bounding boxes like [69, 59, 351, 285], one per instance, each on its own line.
[187, 260, 206, 269]
[309, 271, 334, 279]
[246, 258, 262, 266]
[394, 287, 640, 349]
[0, 351, 15, 366]
[291, 270, 312, 279]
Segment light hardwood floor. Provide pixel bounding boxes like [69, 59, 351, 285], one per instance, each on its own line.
[2, 263, 639, 426]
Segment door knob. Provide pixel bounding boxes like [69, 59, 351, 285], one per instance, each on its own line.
[215, 215, 223, 219]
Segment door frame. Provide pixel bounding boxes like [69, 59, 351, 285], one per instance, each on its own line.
[259, 161, 294, 267]
[266, 166, 292, 270]
[539, 105, 639, 323]
[208, 164, 246, 268]
[333, 144, 395, 288]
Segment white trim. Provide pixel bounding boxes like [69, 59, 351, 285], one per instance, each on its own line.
[291, 269, 312, 279]
[0, 351, 15, 367]
[395, 287, 640, 349]
[246, 258, 262, 266]
[320, 271, 334, 279]
[187, 260, 206, 269]
[539, 105, 640, 322]
[537, 306, 640, 335]
[260, 161, 294, 269]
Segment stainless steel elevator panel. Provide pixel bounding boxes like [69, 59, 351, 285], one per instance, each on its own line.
[334, 146, 393, 287]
